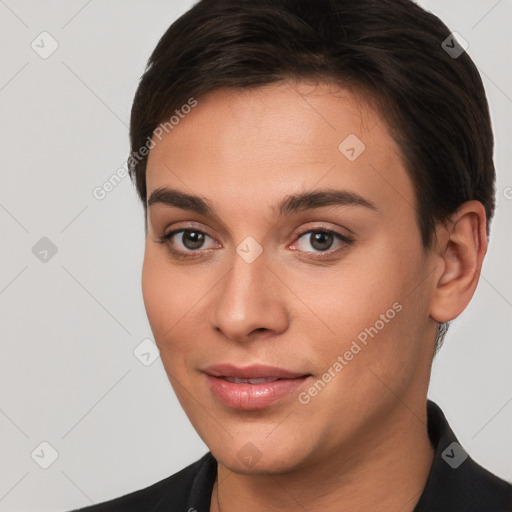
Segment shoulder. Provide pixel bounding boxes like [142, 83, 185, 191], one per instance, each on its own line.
[418, 453, 512, 511]
[415, 401, 512, 512]
[66, 452, 216, 512]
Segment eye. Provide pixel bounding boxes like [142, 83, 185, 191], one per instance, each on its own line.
[158, 228, 219, 259]
[291, 228, 353, 255]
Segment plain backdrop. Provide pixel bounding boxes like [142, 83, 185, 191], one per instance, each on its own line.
[0, 1, 511, 510]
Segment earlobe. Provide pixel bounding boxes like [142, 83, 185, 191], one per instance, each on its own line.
[430, 201, 488, 323]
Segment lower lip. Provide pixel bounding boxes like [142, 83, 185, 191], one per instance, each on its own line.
[205, 375, 310, 410]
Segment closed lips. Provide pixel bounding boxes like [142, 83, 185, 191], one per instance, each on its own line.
[223, 377, 281, 384]
[202, 363, 310, 380]
[203, 365, 312, 409]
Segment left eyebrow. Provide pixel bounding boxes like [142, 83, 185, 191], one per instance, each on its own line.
[147, 187, 378, 218]
[275, 188, 378, 217]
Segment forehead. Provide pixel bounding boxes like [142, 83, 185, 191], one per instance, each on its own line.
[145, 81, 414, 221]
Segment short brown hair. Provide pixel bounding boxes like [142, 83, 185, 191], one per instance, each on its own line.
[128, 0, 496, 350]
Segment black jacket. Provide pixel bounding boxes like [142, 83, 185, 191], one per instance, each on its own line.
[69, 401, 512, 511]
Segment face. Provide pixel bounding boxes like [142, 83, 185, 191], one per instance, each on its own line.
[142, 81, 439, 475]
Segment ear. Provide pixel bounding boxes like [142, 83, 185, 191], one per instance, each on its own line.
[430, 201, 488, 323]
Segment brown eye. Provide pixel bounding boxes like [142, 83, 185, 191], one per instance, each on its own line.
[294, 229, 352, 254]
[157, 227, 219, 260]
[178, 230, 206, 250]
[308, 231, 335, 251]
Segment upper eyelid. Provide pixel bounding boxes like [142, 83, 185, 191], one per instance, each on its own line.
[162, 221, 215, 238]
[162, 223, 349, 237]
[295, 225, 352, 239]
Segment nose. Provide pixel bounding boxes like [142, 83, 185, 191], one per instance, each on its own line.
[209, 246, 289, 343]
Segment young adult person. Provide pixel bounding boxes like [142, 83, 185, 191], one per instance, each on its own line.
[71, 0, 512, 510]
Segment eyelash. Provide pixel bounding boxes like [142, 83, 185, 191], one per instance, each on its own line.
[157, 226, 353, 261]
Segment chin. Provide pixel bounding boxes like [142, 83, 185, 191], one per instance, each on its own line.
[209, 434, 315, 475]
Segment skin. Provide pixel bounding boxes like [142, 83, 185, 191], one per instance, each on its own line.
[142, 81, 487, 512]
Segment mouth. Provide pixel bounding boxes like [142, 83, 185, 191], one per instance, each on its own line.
[221, 376, 282, 384]
[201, 364, 312, 410]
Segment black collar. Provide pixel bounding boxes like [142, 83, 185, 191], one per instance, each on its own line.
[414, 400, 512, 511]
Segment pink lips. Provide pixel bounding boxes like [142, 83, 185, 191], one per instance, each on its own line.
[202, 364, 311, 410]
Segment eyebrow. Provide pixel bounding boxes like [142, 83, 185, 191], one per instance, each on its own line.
[147, 187, 378, 218]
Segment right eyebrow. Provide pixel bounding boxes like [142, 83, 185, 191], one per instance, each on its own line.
[148, 187, 215, 216]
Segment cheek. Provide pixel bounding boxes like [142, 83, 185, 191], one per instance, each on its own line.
[298, 295, 425, 442]
[141, 246, 215, 373]
[314, 267, 430, 410]
[296, 239, 428, 373]
[141, 248, 192, 357]
[290, 256, 402, 346]
[142, 245, 200, 329]
[141, 249, 171, 335]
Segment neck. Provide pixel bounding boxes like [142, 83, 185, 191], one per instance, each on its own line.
[210, 400, 434, 512]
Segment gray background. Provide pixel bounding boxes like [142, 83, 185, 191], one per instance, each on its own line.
[0, 1, 510, 510]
